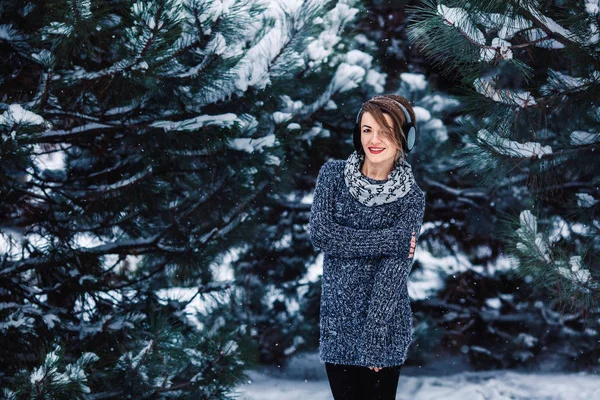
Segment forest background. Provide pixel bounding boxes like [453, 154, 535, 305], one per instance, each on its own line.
[0, 0, 598, 398]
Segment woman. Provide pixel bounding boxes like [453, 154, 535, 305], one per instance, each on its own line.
[309, 94, 426, 400]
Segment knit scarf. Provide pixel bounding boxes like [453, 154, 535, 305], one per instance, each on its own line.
[343, 150, 415, 207]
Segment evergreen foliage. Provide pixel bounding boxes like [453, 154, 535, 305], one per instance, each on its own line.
[222, 0, 405, 367]
[0, 0, 359, 396]
[411, 269, 600, 370]
[407, 0, 600, 312]
[3, 0, 598, 388]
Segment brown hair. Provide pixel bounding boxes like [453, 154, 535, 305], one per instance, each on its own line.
[357, 94, 416, 161]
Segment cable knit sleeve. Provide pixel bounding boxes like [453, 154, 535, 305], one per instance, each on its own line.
[309, 160, 416, 259]
[360, 193, 426, 366]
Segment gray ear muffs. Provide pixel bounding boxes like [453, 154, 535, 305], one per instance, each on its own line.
[353, 100, 416, 154]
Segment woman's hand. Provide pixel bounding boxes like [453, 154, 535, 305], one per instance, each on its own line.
[368, 366, 382, 372]
[408, 231, 416, 258]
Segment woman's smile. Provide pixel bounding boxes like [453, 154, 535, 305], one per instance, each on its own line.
[368, 147, 385, 154]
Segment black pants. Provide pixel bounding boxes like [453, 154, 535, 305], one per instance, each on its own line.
[325, 362, 401, 400]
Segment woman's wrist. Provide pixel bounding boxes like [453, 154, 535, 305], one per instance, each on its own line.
[408, 231, 416, 258]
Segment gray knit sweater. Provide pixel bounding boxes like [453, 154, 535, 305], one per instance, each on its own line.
[309, 159, 426, 368]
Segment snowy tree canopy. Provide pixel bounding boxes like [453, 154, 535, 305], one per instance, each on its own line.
[407, 0, 600, 310]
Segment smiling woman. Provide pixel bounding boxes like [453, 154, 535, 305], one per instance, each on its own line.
[354, 95, 417, 169]
[310, 94, 425, 400]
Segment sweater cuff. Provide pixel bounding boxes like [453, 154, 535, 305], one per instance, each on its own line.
[360, 323, 389, 366]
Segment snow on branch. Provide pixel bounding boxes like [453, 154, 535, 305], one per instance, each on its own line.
[436, 4, 514, 62]
[477, 129, 552, 159]
[517, 0, 587, 47]
[515, 210, 551, 263]
[479, 12, 532, 41]
[150, 113, 239, 131]
[576, 193, 598, 208]
[78, 165, 153, 194]
[28, 345, 98, 397]
[585, 0, 599, 15]
[473, 78, 537, 108]
[306, 2, 359, 63]
[0, 23, 25, 42]
[0, 104, 47, 128]
[476, 7, 561, 50]
[515, 211, 596, 292]
[41, 122, 115, 140]
[57, 1, 181, 84]
[557, 256, 594, 291]
[80, 233, 161, 254]
[523, 28, 565, 49]
[437, 4, 485, 46]
[438, 2, 589, 60]
[480, 37, 513, 61]
[570, 131, 600, 146]
[541, 69, 600, 95]
[295, 61, 366, 118]
[331, 62, 365, 93]
[228, 134, 277, 153]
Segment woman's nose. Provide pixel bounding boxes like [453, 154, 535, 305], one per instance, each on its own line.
[371, 131, 384, 143]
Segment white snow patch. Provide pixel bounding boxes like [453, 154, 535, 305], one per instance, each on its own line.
[32, 144, 66, 172]
[306, 2, 359, 63]
[474, 78, 537, 108]
[548, 216, 571, 243]
[273, 111, 293, 124]
[424, 119, 448, 142]
[150, 113, 238, 131]
[228, 134, 277, 153]
[478, 129, 552, 158]
[413, 106, 431, 122]
[365, 69, 386, 93]
[586, 0, 599, 15]
[543, 69, 600, 94]
[437, 4, 485, 45]
[0, 24, 24, 41]
[42, 314, 61, 329]
[0, 104, 46, 126]
[345, 49, 373, 69]
[279, 95, 305, 113]
[265, 155, 281, 166]
[324, 100, 337, 110]
[523, 3, 583, 46]
[331, 63, 365, 93]
[301, 252, 323, 285]
[576, 193, 598, 208]
[300, 125, 330, 144]
[485, 297, 502, 309]
[421, 94, 460, 113]
[558, 256, 592, 287]
[516, 210, 551, 263]
[483, 13, 532, 40]
[570, 130, 599, 146]
[525, 27, 564, 49]
[236, 364, 600, 399]
[400, 72, 428, 92]
[480, 37, 513, 62]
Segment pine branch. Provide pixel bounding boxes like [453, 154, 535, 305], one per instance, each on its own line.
[510, 0, 584, 49]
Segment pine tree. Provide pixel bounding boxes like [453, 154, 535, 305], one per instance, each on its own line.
[407, 0, 600, 313]
[220, 0, 419, 366]
[0, 0, 348, 396]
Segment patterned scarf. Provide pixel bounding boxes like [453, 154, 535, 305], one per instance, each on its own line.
[343, 150, 415, 207]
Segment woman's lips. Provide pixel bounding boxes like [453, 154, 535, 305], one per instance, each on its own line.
[368, 147, 385, 154]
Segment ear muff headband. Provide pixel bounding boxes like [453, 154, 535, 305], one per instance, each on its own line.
[353, 99, 416, 154]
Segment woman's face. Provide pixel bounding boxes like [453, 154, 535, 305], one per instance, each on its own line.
[359, 111, 401, 164]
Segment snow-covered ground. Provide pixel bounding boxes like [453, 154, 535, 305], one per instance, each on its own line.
[233, 353, 600, 400]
